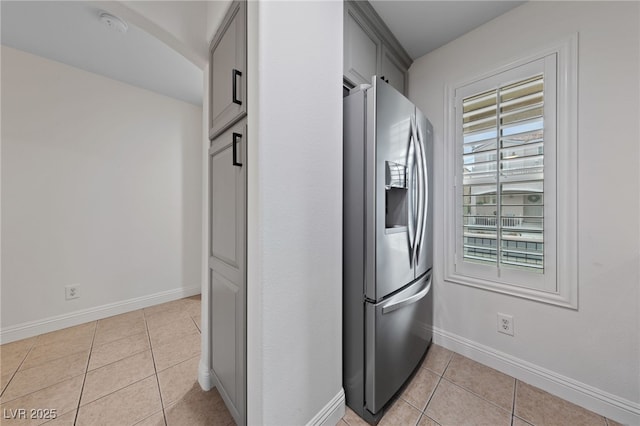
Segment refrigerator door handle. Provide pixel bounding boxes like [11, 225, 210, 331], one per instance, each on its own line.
[406, 120, 416, 267]
[415, 122, 428, 262]
[381, 276, 432, 315]
[411, 119, 425, 266]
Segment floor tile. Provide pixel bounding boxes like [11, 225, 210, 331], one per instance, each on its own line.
[342, 407, 369, 426]
[2, 372, 15, 395]
[147, 314, 199, 347]
[151, 332, 200, 372]
[443, 353, 515, 411]
[97, 310, 145, 329]
[76, 376, 161, 426]
[144, 300, 186, 319]
[81, 350, 155, 405]
[1, 351, 88, 403]
[379, 398, 421, 426]
[35, 323, 95, 347]
[513, 416, 533, 426]
[421, 344, 453, 375]
[41, 410, 77, 425]
[164, 386, 234, 426]
[93, 318, 147, 347]
[337, 420, 350, 426]
[605, 419, 624, 426]
[157, 356, 200, 407]
[0, 376, 83, 425]
[514, 381, 606, 426]
[426, 379, 511, 426]
[183, 297, 201, 319]
[145, 310, 191, 331]
[400, 367, 440, 411]
[134, 411, 166, 426]
[89, 332, 150, 371]
[21, 336, 92, 370]
[1, 337, 37, 372]
[417, 414, 441, 426]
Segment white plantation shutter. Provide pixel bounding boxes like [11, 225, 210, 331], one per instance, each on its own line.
[462, 75, 545, 272]
[453, 55, 558, 293]
[445, 37, 578, 307]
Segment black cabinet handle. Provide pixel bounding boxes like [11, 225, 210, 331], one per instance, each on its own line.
[232, 132, 242, 167]
[232, 69, 242, 105]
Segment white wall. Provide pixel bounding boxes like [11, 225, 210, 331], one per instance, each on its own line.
[249, 1, 344, 424]
[409, 1, 639, 422]
[1, 46, 203, 340]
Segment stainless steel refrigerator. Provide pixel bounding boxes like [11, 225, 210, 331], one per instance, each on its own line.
[343, 77, 433, 423]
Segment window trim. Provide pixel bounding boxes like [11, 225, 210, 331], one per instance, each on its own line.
[443, 34, 578, 308]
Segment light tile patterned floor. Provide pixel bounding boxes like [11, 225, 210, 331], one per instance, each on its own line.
[1, 298, 625, 426]
[340, 344, 624, 426]
[0, 295, 234, 426]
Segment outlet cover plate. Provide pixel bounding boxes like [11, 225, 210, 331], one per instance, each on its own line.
[65, 285, 80, 300]
[497, 313, 514, 336]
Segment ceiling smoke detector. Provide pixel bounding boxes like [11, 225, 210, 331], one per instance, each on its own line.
[99, 12, 128, 34]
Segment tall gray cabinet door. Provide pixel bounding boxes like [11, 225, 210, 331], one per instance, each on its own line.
[381, 46, 407, 95]
[209, 119, 246, 425]
[344, 3, 380, 87]
[209, 1, 246, 139]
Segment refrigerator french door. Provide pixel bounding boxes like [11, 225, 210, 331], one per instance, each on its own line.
[344, 78, 433, 423]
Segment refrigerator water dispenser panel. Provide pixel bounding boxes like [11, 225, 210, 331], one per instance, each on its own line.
[385, 161, 407, 189]
[385, 161, 408, 230]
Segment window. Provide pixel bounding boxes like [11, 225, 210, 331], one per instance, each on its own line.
[444, 37, 578, 307]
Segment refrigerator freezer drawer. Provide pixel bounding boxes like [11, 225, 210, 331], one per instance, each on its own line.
[365, 272, 432, 415]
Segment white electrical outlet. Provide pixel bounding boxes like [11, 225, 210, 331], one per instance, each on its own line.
[65, 285, 80, 300]
[497, 313, 514, 336]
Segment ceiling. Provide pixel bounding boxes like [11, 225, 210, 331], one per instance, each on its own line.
[370, 1, 526, 59]
[1, 1, 203, 106]
[1, 1, 525, 106]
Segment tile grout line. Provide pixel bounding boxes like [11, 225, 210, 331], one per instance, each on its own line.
[440, 349, 516, 417]
[73, 321, 98, 426]
[416, 373, 444, 426]
[512, 378, 518, 425]
[10, 343, 96, 377]
[190, 315, 201, 333]
[439, 376, 514, 416]
[142, 308, 169, 426]
[410, 350, 455, 425]
[0, 338, 38, 399]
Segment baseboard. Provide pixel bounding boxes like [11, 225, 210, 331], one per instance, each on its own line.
[0, 285, 201, 344]
[306, 388, 346, 426]
[432, 326, 640, 425]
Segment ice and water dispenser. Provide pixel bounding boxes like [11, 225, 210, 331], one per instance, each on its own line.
[385, 161, 408, 230]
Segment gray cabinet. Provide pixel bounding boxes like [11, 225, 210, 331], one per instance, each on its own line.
[209, 0, 246, 140]
[343, 1, 412, 95]
[209, 119, 246, 424]
[381, 45, 406, 94]
[344, 4, 381, 87]
[208, 1, 247, 425]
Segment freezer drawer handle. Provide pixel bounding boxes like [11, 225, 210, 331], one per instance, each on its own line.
[382, 277, 432, 315]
